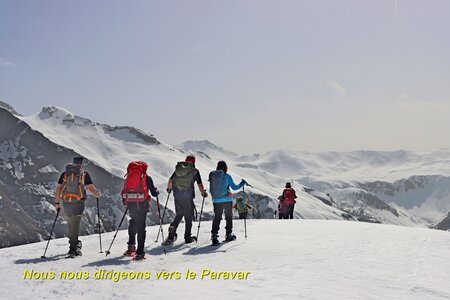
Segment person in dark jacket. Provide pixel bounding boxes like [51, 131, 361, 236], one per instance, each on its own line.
[280, 182, 297, 219]
[55, 156, 100, 257]
[165, 155, 208, 245]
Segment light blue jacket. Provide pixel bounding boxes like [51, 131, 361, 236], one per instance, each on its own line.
[212, 173, 245, 203]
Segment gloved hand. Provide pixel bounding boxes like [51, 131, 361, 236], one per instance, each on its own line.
[167, 188, 172, 194]
[155, 188, 160, 196]
[55, 202, 61, 212]
[201, 190, 208, 198]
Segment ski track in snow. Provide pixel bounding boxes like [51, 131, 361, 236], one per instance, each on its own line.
[2, 220, 450, 300]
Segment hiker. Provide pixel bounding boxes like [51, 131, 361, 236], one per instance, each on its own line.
[233, 197, 254, 219]
[277, 195, 285, 219]
[121, 161, 159, 261]
[164, 155, 208, 245]
[55, 156, 100, 257]
[209, 160, 247, 245]
[281, 182, 297, 219]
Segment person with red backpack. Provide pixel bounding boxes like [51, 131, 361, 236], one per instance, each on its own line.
[164, 155, 207, 245]
[121, 161, 159, 261]
[55, 157, 100, 258]
[281, 182, 297, 219]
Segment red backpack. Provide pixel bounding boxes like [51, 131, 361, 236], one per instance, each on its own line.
[283, 188, 296, 205]
[121, 161, 149, 204]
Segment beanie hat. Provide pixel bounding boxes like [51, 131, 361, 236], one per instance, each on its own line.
[73, 156, 84, 165]
[216, 160, 228, 173]
[285, 182, 292, 188]
[185, 155, 196, 164]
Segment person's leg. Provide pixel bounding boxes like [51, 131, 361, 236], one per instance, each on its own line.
[128, 206, 137, 246]
[224, 202, 233, 235]
[289, 205, 294, 219]
[135, 210, 147, 255]
[168, 198, 185, 239]
[184, 201, 194, 240]
[211, 203, 224, 235]
[67, 215, 82, 250]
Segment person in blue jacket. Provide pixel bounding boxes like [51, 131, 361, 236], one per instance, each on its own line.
[209, 160, 247, 245]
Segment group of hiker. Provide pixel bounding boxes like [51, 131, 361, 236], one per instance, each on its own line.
[51, 155, 298, 261]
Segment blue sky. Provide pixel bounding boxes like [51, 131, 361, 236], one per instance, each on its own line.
[1, 0, 449, 154]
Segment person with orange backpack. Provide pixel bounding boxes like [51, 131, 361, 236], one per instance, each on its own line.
[121, 161, 159, 261]
[55, 157, 100, 258]
[280, 182, 297, 219]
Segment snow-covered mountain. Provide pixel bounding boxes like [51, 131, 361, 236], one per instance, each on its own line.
[0, 106, 175, 248]
[2, 220, 450, 300]
[2, 101, 450, 248]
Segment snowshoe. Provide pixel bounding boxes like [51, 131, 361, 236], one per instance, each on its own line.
[66, 248, 82, 259]
[123, 245, 136, 257]
[211, 234, 220, 246]
[185, 236, 197, 244]
[162, 233, 177, 246]
[224, 233, 237, 242]
[133, 253, 146, 261]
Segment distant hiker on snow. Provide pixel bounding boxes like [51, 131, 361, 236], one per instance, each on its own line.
[121, 161, 159, 261]
[279, 182, 297, 219]
[55, 156, 100, 257]
[233, 197, 254, 219]
[209, 160, 248, 245]
[164, 155, 208, 245]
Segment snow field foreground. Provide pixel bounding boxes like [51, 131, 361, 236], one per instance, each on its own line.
[2, 220, 450, 300]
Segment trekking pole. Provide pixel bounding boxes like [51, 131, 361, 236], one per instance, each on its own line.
[156, 191, 171, 242]
[195, 196, 206, 242]
[96, 198, 103, 253]
[105, 208, 128, 256]
[243, 185, 248, 240]
[155, 195, 165, 243]
[41, 209, 60, 258]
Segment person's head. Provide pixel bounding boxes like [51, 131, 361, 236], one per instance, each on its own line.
[285, 182, 291, 188]
[216, 160, 228, 173]
[73, 156, 84, 166]
[185, 155, 196, 165]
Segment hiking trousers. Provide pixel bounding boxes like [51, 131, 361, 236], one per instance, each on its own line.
[169, 196, 195, 239]
[63, 201, 85, 249]
[127, 202, 149, 255]
[211, 202, 233, 235]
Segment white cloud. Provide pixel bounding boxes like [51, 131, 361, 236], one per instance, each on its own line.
[0, 58, 16, 68]
[328, 81, 346, 99]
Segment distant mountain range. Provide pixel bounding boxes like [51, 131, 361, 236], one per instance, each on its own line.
[1, 101, 449, 248]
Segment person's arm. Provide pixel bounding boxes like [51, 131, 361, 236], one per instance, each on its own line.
[54, 173, 65, 211]
[226, 174, 245, 191]
[84, 172, 100, 198]
[195, 170, 208, 197]
[146, 175, 159, 197]
[293, 190, 297, 199]
[167, 173, 175, 193]
[87, 184, 100, 198]
[55, 183, 62, 211]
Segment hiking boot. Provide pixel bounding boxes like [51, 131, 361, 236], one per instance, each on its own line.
[76, 240, 82, 250]
[225, 232, 236, 242]
[211, 233, 219, 246]
[133, 253, 146, 261]
[185, 235, 197, 244]
[168, 226, 176, 240]
[123, 245, 136, 257]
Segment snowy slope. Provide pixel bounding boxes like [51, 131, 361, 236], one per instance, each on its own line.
[2, 220, 450, 300]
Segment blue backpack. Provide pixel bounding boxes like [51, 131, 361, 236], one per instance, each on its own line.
[209, 170, 228, 198]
